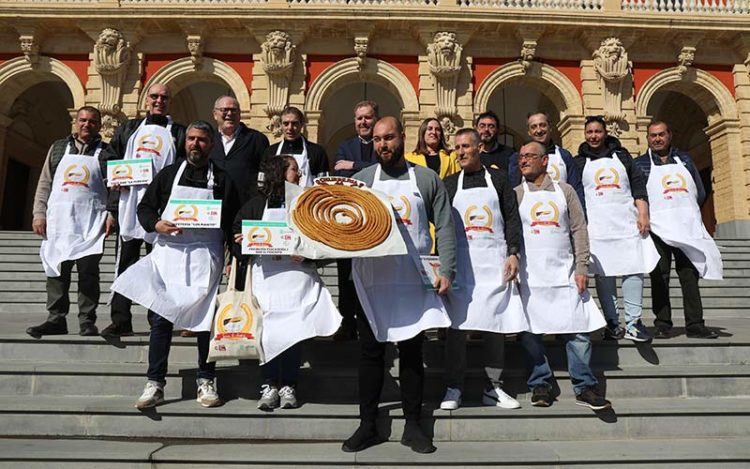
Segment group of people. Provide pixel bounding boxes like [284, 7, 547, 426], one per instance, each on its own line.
[27, 83, 723, 454]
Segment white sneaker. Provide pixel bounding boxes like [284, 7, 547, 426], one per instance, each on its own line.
[440, 387, 462, 410]
[482, 385, 521, 409]
[279, 385, 298, 409]
[135, 381, 164, 409]
[196, 378, 221, 408]
[258, 384, 280, 410]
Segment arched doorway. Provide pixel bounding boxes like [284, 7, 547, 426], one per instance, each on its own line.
[170, 82, 235, 124]
[485, 84, 561, 150]
[319, 81, 402, 166]
[647, 90, 715, 233]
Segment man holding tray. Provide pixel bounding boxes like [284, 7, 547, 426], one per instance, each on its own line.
[111, 121, 239, 410]
[344, 116, 456, 454]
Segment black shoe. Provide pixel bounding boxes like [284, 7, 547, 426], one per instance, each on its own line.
[400, 421, 436, 454]
[79, 324, 99, 336]
[26, 321, 68, 339]
[530, 385, 552, 407]
[654, 326, 672, 339]
[575, 388, 611, 411]
[332, 323, 357, 341]
[686, 325, 719, 339]
[603, 324, 625, 341]
[100, 323, 134, 338]
[342, 421, 383, 452]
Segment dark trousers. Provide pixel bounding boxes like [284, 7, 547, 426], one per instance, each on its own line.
[111, 236, 152, 326]
[650, 233, 705, 329]
[146, 311, 215, 384]
[261, 343, 302, 386]
[336, 259, 358, 327]
[357, 313, 424, 423]
[46, 253, 102, 327]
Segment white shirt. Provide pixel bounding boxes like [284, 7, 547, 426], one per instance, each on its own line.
[221, 129, 239, 154]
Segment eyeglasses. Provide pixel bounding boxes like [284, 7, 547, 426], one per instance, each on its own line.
[148, 93, 170, 101]
[518, 153, 543, 161]
[215, 107, 239, 115]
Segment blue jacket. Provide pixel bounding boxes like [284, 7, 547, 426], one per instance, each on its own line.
[334, 136, 377, 177]
[633, 147, 706, 207]
[509, 145, 585, 207]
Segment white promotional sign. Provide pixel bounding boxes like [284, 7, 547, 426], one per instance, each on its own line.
[107, 158, 153, 187]
[164, 199, 222, 228]
[241, 220, 296, 255]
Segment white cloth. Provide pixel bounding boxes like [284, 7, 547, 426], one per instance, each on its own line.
[547, 145, 568, 183]
[276, 137, 313, 187]
[118, 118, 177, 243]
[646, 150, 723, 280]
[40, 143, 107, 277]
[519, 181, 605, 334]
[352, 164, 451, 342]
[582, 153, 660, 276]
[252, 203, 341, 363]
[221, 130, 237, 155]
[111, 161, 224, 331]
[446, 169, 527, 333]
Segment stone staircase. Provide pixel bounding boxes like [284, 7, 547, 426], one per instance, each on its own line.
[0, 230, 748, 467]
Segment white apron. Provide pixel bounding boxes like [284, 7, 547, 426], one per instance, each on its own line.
[276, 137, 313, 188]
[646, 150, 723, 280]
[519, 181, 605, 334]
[111, 161, 224, 331]
[446, 169, 527, 333]
[118, 118, 177, 242]
[547, 146, 568, 183]
[582, 153, 660, 276]
[352, 164, 451, 342]
[252, 203, 341, 364]
[40, 143, 107, 277]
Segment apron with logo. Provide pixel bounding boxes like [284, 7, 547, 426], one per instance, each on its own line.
[547, 146, 568, 183]
[251, 203, 341, 363]
[646, 150, 723, 280]
[118, 118, 177, 243]
[582, 153, 660, 276]
[352, 164, 451, 342]
[446, 169, 527, 333]
[519, 181, 605, 333]
[111, 161, 224, 331]
[40, 143, 107, 277]
[276, 137, 314, 187]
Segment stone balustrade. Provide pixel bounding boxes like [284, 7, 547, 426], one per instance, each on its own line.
[458, 0, 602, 9]
[621, 0, 749, 14]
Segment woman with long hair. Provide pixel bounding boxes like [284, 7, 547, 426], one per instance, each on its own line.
[405, 118, 460, 179]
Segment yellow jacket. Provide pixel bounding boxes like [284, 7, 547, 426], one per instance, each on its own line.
[405, 149, 461, 180]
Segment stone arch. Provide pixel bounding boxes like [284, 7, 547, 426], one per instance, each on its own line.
[474, 62, 584, 119]
[139, 57, 251, 117]
[635, 67, 738, 122]
[0, 56, 85, 116]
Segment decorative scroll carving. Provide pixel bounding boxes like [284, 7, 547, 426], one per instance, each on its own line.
[520, 40, 537, 73]
[427, 32, 462, 135]
[593, 37, 630, 136]
[354, 37, 368, 71]
[186, 34, 204, 70]
[19, 35, 39, 66]
[677, 46, 696, 77]
[261, 31, 296, 137]
[93, 28, 131, 139]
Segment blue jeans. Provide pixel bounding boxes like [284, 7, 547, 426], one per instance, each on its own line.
[146, 311, 215, 385]
[261, 343, 302, 386]
[595, 274, 643, 327]
[519, 332, 598, 396]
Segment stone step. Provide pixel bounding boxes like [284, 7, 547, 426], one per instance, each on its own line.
[1, 437, 748, 468]
[0, 395, 747, 442]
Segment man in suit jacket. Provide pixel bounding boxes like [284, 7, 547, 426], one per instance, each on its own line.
[210, 96, 270, 204]
[334, 100, 379, 178]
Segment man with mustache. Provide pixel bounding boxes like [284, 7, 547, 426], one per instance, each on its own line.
[331, 100, 380, 341]
[27, 106, 114, 338]
[101, 83, 187, 338]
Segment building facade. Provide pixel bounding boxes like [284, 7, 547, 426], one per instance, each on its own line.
[0, 0, 749, 236]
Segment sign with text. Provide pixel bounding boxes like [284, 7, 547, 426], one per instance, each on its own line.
[106, 158, 153, 187]
[165, 199, 222, 228]
[242, 220, 296, 255]
[418, 255, 459, 290]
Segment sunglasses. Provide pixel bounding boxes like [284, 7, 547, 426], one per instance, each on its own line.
[585, 115, 606, 125]
[215, 107, 239, 115]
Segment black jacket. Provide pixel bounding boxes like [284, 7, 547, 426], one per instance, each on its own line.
[575, 136, 648, 207]
[334, 136, 377, 177]
[209, 123, 270, 204]
[480, 142, 515, 177]
[262, 138, 329, 177]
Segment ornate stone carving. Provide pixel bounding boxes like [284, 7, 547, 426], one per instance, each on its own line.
[677, 46, 696, 77]
[93, 28, 131, 138]
[260, 31, 296, 136]
[520, 40, 537, 73]
[100, 112, 125, 140]
[19, 34, 39, 66]
[186, 34, 204, 70]
[354, 37, 368, 71]
[592, 37, 631, 135]
[427, 32, 462, 135]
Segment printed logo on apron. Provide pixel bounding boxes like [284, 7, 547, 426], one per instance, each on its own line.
[61, 164, 92, 189]
[389, 195, 413, 225]
[547, 146, 568, 183]
[463, 205, 494, 235]
[135, 134, 164, 158]
[528, 200, 562, 230]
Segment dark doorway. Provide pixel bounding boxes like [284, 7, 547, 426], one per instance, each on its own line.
[0, 158, 30, 230]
